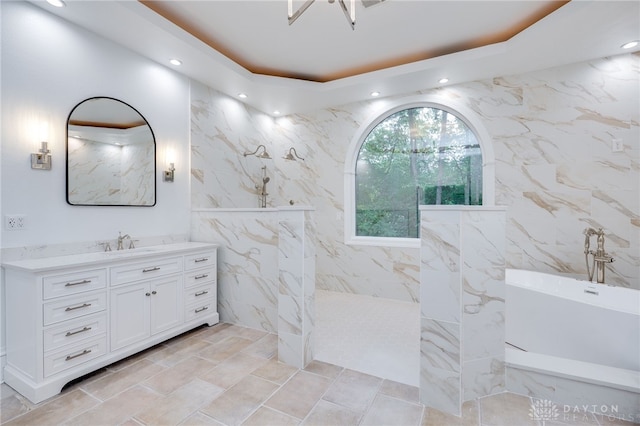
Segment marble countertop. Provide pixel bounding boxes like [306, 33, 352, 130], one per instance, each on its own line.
[1, 242, 219, 273]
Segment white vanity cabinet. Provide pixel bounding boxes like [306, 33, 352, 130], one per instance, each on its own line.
[2, 242, 219, 404]
[110, 274, 183, 351]
[183, 251, 217, 323]
[109, 256, 184, 351]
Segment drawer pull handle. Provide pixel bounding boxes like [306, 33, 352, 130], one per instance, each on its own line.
[194, 258, 209, 263]
[195, 274, 209, 280]
[65, 349, 92, 361]
[65, 326, 92, 337]
[65, 303, 91, 312]
[195, 306, 209, 313]
[142, 267, 160, 273]
[65, 279, 91, 287]
[195, 290, 208, 297]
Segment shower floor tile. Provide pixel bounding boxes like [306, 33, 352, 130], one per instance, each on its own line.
[314, 290, 420, 386]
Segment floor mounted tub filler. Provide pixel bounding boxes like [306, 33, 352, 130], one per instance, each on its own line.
[505, 269, 640, 422]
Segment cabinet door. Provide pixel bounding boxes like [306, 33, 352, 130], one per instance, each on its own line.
[150, 276, 183, 335]
[110, 282, 150, 351]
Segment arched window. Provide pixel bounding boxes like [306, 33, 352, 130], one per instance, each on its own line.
[345, 98, 494, 248]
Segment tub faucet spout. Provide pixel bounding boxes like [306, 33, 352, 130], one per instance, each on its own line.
[583, 227, 614, 284]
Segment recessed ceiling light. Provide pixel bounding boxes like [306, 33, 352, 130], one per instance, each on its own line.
[621, 40, 639, 49]
[273, 110, 281, 115]
[238, 93, 248, 99]
[46, 0, 66, 7]
[439, 78, 449, 84]
[370, 91, 380, 97]
[169, 59, 182, 66]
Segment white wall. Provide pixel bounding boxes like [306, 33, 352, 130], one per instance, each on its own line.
[1, 1, 191, 249]
[0, 1, 191, 380]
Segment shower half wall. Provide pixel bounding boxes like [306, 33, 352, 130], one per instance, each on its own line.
[191, 207, 315, 368]
[420, 206, 507, 416]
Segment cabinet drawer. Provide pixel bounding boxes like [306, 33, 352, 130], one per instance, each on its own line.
[184, 267, 215, 288]
[44, 336, 107, 377]
[43, 313, 107, 352]
[184, 282, 215, 306]
[110, 256, 182, 286]
[185, 300, 216, 322]
[43, 291, 107, 326]
[184, 251, 216, 271]
[43, 269, 107, 300]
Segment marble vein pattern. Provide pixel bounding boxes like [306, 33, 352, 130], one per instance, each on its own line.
[67, 137, 154, 206]
[187, 55, 637, 414]
[0, 234, 189, 262]
[506, 364, 640, 420]
[192, 211, 279, 333]
[420, 318, 460, 373]
[190, 80, 422, 301]
[419, 208, 506, 416]
[277, 209, 316, 368]
[190, 53, 638, 292]
[190, 208, 316, 369]
[461, 211, 506, 363]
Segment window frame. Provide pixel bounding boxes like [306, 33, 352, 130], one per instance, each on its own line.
[344, 95, 495, 248]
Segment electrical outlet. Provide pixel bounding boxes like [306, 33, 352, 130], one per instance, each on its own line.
[5, 215, 26, 230]
[612, 138, 624, 152]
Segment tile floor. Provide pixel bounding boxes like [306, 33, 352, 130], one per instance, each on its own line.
[1, 321, 637, 426]
[315, 290, 420, 386]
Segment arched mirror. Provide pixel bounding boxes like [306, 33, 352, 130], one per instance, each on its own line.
[66, 97, 156, 206]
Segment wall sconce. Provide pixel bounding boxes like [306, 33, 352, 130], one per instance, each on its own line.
[31, 141, 52, 170]
[243, 144, 271, 159]
[164, 163, 175, 182]
[283, 147, 305, 161]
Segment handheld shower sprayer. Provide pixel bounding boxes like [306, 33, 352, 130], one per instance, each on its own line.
[257, 166, 270, 208]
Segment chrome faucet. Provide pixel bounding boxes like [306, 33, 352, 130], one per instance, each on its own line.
[584, 227, 614, 283]
[117, 232, 131, 250]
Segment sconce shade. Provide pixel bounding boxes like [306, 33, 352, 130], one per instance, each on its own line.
[164, 162, 175, 182]
[31, 141, 52, 170]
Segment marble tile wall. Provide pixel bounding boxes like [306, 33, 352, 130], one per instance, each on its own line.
[67, 139, 155, 206]
[190, 53, 639, 304]
[419, 206, 506, 416]
[449, 54, 639, 288]
[506, 365, 640, 421]
[67, 140, 123, 205]
[277, 208, 316, 368]
[190, 208, 316, 369]
[191, 210, 279, 333]
[190, 80, 422, 302]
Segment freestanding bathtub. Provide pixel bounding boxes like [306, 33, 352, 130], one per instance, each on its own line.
[505, 269, 640, 419]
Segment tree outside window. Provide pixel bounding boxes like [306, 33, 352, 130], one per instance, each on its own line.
[355, 107, 482, 238]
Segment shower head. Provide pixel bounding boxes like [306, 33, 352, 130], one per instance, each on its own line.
[263, 177, 270, 183]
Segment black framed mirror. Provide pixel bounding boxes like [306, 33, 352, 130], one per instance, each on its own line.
[66, 97, 156, 206]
